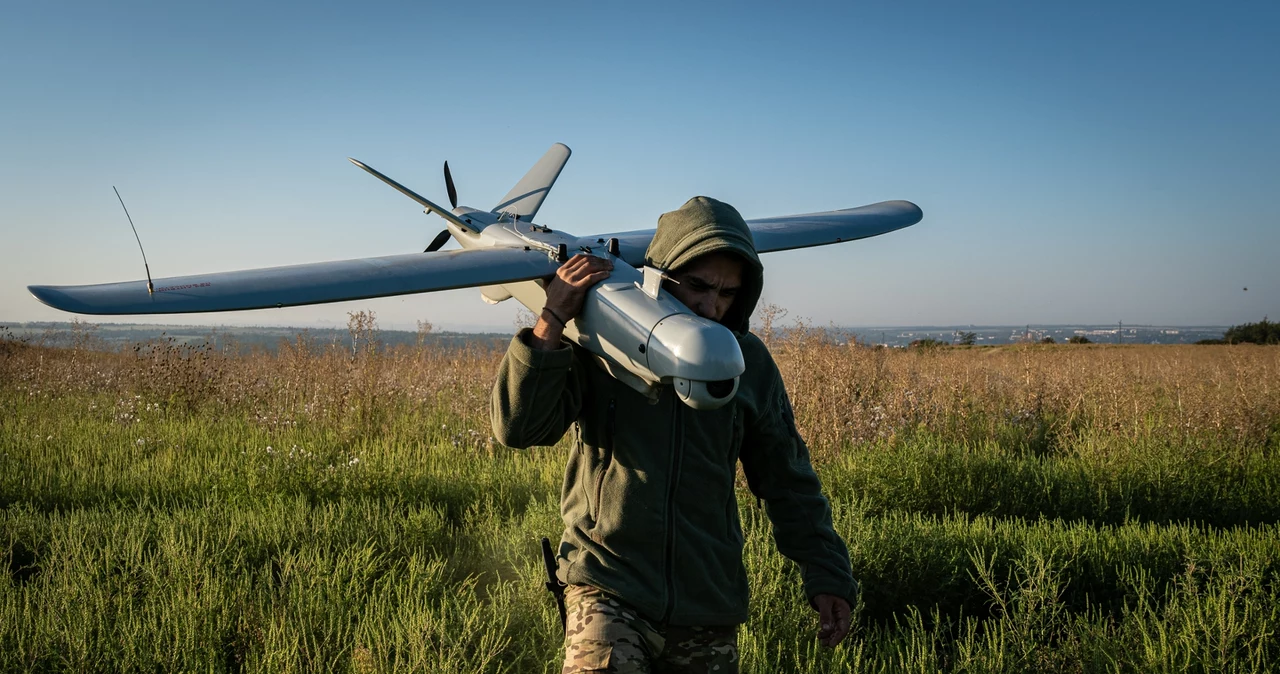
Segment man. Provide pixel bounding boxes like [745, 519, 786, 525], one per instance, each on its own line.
[492, 197, 857, 673]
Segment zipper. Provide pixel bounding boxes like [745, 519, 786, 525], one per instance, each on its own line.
[591, 398, 616, 521]
[730, 407, 741, 456]
[661, 392, 684, 622]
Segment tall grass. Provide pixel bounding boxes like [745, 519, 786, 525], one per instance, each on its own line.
[2, 325, 1278, 672]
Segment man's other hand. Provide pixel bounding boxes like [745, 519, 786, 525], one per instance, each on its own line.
[814, 594, 851, 648]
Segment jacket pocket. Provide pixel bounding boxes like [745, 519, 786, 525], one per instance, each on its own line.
[728, 406, 743, 461]
[591, 398, 617, 522]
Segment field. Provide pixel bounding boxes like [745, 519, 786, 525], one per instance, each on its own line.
[2, 324, 1279, 672]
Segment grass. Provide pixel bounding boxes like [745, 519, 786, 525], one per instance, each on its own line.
[1, 323, 1279, 672]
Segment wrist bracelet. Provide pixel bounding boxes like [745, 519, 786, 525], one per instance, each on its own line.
[543, 307, 568, 328]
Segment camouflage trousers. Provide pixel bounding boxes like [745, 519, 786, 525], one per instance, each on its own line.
[561, 585, 739, 673]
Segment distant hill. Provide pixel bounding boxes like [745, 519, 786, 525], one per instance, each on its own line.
[808, 324, 1232, 347]
[1, 320, 1235, 351]
[1, 321, 510, 353]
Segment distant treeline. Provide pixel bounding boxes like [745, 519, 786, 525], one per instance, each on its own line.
[1198, 318, 1280, 345]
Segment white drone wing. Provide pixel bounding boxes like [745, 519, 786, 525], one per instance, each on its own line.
[591, 200, 923, 266]
[28, 246, 560, 315]
[747, 200, 922, 253]
[29, 200, 920, 316]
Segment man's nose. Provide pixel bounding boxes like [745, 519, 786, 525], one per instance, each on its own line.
[692, 296, 715, 319]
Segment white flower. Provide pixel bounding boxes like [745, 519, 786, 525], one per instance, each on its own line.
[135, 438, 145, 446]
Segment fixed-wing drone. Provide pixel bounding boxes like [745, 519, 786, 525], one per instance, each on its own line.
[29, 143, 922, 409]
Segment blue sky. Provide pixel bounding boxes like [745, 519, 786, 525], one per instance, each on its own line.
[2, 1, 1276, 331]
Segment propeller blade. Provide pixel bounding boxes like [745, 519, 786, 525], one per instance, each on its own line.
[444, 161, 458, 209]
[424, 229, 451, 253]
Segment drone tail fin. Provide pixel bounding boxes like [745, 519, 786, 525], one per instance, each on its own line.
[492, 143, 571, 221]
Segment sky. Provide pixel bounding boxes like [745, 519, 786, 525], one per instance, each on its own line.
[2, 1, 1276, 331]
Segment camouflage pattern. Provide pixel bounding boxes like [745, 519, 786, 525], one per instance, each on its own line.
[562, 585, 739, 673]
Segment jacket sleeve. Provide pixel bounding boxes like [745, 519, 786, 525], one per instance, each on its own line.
[739, 365, 859, 606]
[490, 328, 586, 449]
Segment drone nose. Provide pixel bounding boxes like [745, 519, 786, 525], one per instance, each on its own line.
[646, 313, 745, 383]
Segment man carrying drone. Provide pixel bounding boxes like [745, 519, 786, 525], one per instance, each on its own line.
[493, 196, 857, 673]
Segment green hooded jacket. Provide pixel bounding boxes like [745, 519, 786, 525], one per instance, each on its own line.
[491, 197, 857, 626]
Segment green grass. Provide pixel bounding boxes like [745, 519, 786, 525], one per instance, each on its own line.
[3, 340, 1279, 672]
[822, 431, 1280, 527]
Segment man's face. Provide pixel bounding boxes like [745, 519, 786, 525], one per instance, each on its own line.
[663, 251, 744, 324]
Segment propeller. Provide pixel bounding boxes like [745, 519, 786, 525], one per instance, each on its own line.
[425, 161, 459, 252]
[424, 229, 451, 253]
[444, 161, 458, 209]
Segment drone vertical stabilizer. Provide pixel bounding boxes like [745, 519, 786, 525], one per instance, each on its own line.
[492, 143, 571, 220]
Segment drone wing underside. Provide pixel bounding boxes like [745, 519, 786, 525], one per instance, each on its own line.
[591, 199, 923, 266]
[29, 246, 561, 315]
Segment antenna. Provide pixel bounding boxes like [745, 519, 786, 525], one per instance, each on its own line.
[113, 186, 154, 294]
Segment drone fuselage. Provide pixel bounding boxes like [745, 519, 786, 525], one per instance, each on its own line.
[452, 207, 746, 409]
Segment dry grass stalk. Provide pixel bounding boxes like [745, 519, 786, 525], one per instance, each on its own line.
[3, 322, 1276, 458]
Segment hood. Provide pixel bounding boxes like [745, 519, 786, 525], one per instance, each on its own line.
[645, 196, 763, 335]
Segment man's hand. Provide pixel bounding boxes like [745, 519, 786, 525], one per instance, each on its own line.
[545, 254, 614, 320]
[531, 254, 614, 351]
[814, 594, 851, 648]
